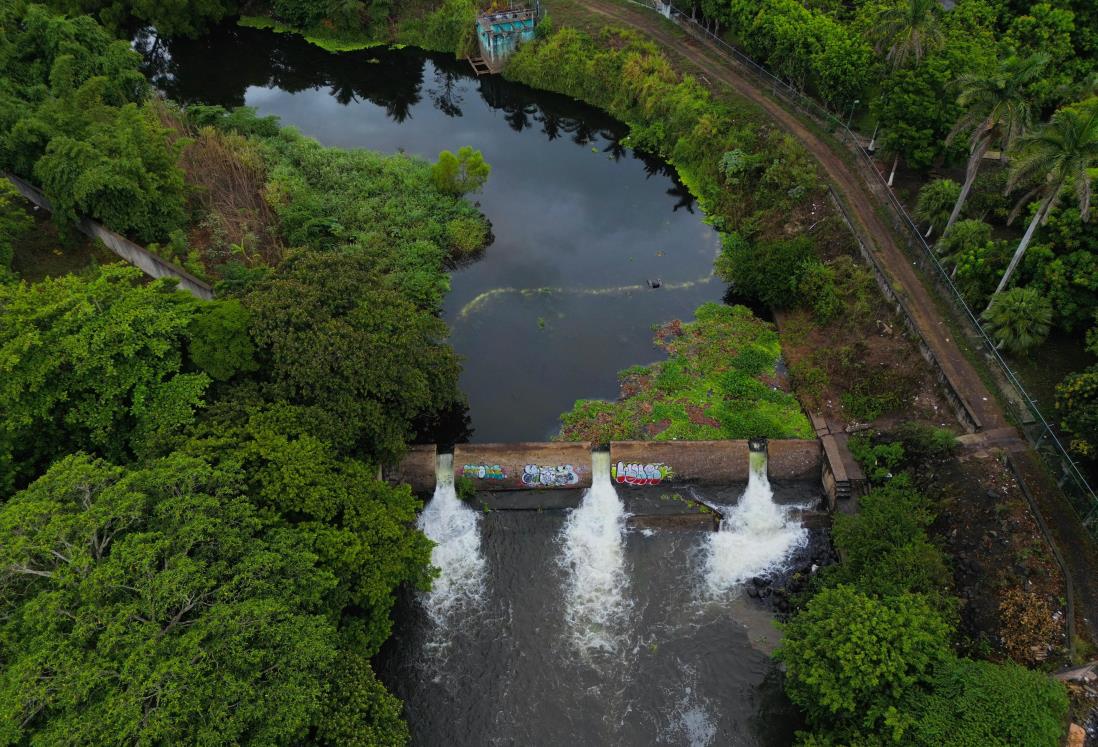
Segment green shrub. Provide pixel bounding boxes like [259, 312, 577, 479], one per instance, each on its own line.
[716, 232, 817, 309]
[798, 260, 842, 323]
[893, 422, 958, 462]
[446, 215, 489, 257]
[826, 477, 952, 602]
[849, 433, 905, 481]
[777, 586, 952, 737]
[901, 658, 1068, 747]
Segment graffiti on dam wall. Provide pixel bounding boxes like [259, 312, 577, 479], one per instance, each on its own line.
[612, 461, 673, 486]
[522, 464, 580, 487]
[463, 464, 507, 480]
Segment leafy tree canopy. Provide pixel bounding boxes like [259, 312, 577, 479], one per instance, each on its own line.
[777, 585, 951, 735]
[0, 265, 209, 494]
[0, 453, 340, 744]
[182, 398, 435, 653]
[242, 249, 462, 465]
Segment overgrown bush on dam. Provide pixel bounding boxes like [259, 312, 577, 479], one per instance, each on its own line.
[559, 303, 813, 443]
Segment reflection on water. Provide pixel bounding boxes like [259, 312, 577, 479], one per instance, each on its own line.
[140, 26, 723, 441]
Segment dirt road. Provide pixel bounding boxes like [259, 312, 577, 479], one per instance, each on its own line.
[560, 0, 1098, 642]
[568, 0, 1006, 430]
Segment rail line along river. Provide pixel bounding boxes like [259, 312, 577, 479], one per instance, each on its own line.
[139, 24, 723, 442]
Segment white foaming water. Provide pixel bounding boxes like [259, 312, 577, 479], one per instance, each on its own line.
[560, 450, 631, 654]
[418, 453, 487, 625]
[704, 449, 808, 596]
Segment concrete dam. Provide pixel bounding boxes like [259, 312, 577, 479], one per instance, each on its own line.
[386, 438, 845, 530]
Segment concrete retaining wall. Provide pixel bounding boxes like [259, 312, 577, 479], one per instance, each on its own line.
[5, 173, 214, 300]
[610, 440, 749, 485]
[825, 187, 980, 433]
[452, 442, 593, 491]
[384, 444, 436, 495]
[767, 439, 823, 481]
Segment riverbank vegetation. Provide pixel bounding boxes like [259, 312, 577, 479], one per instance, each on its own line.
[778, 426, 1071, 745]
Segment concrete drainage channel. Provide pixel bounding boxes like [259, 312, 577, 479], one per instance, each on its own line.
[386, 439, 837, 530]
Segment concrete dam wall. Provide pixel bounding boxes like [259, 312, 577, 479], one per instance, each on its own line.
[387, 440, 822, 495]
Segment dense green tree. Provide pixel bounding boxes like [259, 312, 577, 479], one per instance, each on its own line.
[994, 98, 1098, 302]
[981, 287, 1053, 354]
[182, 400, 434, 653]
[47, 0, 237, 37]
[430, 145, 491, 196]
[913, 178, 960, 238]
[718, 0, 871, 108]
[33, 101, 187, 242]
[944, 54, 1048, 235]
[0, 4, 186, 243]
[777, 585, 951, 738]
[1032, 247, 1098, 331]
[0, 454, 341, 744]
[0, 266, 208, 493]
[0, 181, 32, 279]
[1003, 3, 1078, 110]
[868, 0, 943, 69]
[243, 249, 462, 464]
[901, 658, 1068, 747]
[1057, 333, 1098, 457]
[187, 298, 260, 381]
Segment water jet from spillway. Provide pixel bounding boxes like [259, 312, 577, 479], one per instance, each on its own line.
[418, 452, 487, 626]
[703, 439, 808, 595]
[560, 449, 631, 655]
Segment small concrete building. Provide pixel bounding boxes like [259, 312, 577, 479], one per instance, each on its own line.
[475, 3, 539, 69]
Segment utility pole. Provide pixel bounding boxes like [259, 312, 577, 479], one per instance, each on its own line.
[845, 99, 860, 130]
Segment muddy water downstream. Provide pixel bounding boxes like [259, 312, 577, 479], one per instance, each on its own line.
[140, 25, 721, 441]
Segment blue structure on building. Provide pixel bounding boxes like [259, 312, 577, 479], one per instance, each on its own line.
[475, 2, 539, 69]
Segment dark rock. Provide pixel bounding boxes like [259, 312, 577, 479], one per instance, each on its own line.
[747, 586, 760, 599]
[986, 489, 1001, 500]
[752, 576, 767, 588]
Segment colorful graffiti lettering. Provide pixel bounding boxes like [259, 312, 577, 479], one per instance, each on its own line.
[462, 464, 506, 480]
[612, 461, 673, 486]
[521, 464, 580, 487]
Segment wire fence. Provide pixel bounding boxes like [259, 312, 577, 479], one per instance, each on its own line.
[625, 0, 1098, 534]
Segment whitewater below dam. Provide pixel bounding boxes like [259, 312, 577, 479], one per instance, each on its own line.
[380, 450, 813, 746]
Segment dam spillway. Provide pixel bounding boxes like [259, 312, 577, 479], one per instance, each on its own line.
[386, 439, 824, 496]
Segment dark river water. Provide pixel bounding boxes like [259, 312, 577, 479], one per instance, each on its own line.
[140, 28, 807, 747]
[139, 24, 722, 442]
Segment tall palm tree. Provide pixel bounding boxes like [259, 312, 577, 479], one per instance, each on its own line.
[871, 0, 944, 69]
[989, 99, 1098, 305]
[943, 54, 1048, 236]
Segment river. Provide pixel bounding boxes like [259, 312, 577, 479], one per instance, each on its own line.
[139, 27, 808, 746]
[138, 23, 722, 442]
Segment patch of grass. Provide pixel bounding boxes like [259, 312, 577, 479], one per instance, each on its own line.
[559, 303, 812, 443]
